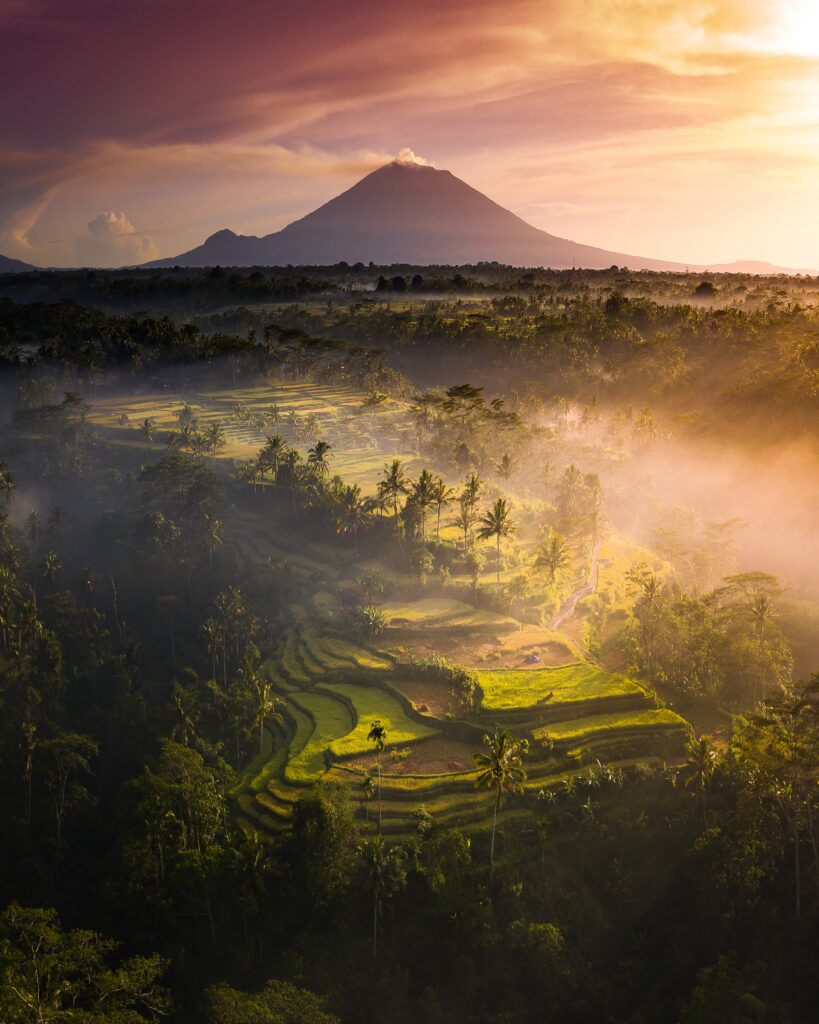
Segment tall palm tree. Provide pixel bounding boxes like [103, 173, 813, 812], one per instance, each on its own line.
[684, 733, 719, 824]
[477, 498, 516, 585]
[362, 772, 375, 827]
[431, 477, 456, 543]
[258, 434, 287, 482]
[205, 422, 226, 453]
[361, 835, 406, 961]
[307, 439, 333, 478]
[377, 459, 409, 520]
[242, 661, 285, 754]
[48, 505, 66, 552]
[334, 484, 373, 551]
[0, 461, 15, 508]
[495, 453, 518, 498]
[41, 550, 62, 588]
[368, 720, 387, 833]
[140, 417, 156, 442]
[26, 510, 41, 544]
[202, 513, 223, 569]
[535, 531, 570, 589]
[411, 469, 436, 543]
[474, 727, 529, 869]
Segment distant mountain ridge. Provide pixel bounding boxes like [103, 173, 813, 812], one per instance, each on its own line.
[0, 253, 35, 273]
[143, 161, 691, 271]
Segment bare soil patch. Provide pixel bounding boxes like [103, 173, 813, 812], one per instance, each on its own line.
[344, 735, 477, 775]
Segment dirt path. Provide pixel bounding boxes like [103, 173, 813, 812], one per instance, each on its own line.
[549, 538, 602, 631]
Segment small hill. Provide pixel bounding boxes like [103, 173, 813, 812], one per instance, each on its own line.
[0, 253, 35, 273]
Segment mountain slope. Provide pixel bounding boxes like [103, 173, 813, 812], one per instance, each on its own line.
[0, 253, 35, 273]
[147, 161, 687, 270]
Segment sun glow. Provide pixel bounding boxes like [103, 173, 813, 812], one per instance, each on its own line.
[754, 1, 819, 59]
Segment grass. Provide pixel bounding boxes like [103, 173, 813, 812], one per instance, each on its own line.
[320, 637, 393, 671]
[534, 707, 687, 745]
[284, 691, 355, 783]
[323, 682, 438, 758]
[380, 598, 518, 632]
[476, 663, 648, 712]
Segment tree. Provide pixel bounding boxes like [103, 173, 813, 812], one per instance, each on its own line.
[240, 659, 284, 755]
[257, 434, 287, 482]
[26, 510, 41, 543]
[140, 417, 156, 442]
[477, 497, 516, 585]
[377, 458, 408, 521]
[431, 476, 456, 543]
[48, 505, 66, 552]
[359, 835, 407, 961]
[41, 732, 98, 886]
[535, 531, 570, 589]
[203, 980, 339, 1024]
[474, 727, 528, 869]
[357, 604, 386, 641]
[307, 439, 333, 478]
[0, 904, 169, 1024]
[684, 733, 719, 824]
[495, 453, 518, 498]
[368, 720, 387, 833]
[202, 513, 223, 569]
[411, 469, 436, 543]
[41, 550, 62, 588]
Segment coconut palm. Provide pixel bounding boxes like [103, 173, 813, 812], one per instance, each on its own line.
[48, 505, 66, 552]
[684, 733, 719, 824]
[495, 453, 518, 498]
[204, 422, 226, 453]
[535, 531, 570, 589]
[258, 434, 287, 481]
[140, 417, 156, 442]
[477, 497, 516, 585]
[0, 461, 15, 508]
[334, 484, 373, 551]
[411, 469, 436, 543]
[377, 459, 409, 520]
[431, 477, 456, 543]
[474, 726, 529, 869]
[26, 510, 41, 544]
[368, 720, 387, 833]
[241, 661, 285, 755]
[362, 772, 375, 826]
[41, 550, 62, 588]
[307, 439, 333, 478]
[202, 513, 223, 569]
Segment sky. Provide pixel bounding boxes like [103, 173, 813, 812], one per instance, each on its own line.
[2, 0, 819, 268]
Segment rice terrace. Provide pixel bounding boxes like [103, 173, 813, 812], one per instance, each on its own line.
[86, 371, 691, 837]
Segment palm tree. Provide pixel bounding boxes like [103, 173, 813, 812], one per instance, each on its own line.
[368, 720, 387, 833]
[377, 459, 408, 520]
[474, 727, 529, 870]
[202, 513, 223, 569]
[26, 510, 41, 544]
[495, 453, 518, 498]
[242, 662, 285, 754]
[258, 434, 287, 482]
[79, 564, 98, 610]
[535, 531, 570, 589]
[140, 417, 156, 442]
[48, 505, 66, 552]
[334, 484, 373, 551]
[477, 498, 516, 585]
[684, 734, 719, 824]
[0, 461, 15, 508]
[41, 550, 62, 588]
[362, 772, 375, 827]
[360, 835, 406, 961]
[411, 469, 436, 543]
[431, 477, 456, 543]
[307, 440, 333, 478]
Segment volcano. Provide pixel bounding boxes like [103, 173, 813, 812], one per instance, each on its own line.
[147, 159, 693, 270]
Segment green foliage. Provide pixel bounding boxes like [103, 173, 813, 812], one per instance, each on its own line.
[0, 904, 169, 1023]
[202, 980, 340, 1024]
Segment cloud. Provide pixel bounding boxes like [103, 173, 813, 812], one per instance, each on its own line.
[74, 210, 158, 266]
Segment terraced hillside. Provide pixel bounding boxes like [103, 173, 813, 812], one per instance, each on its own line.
[232, 601, 689, 838]
[87, 380, 422, 491]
